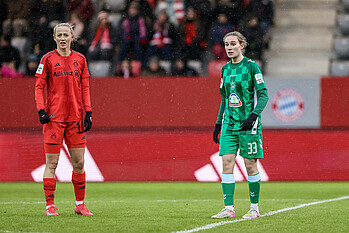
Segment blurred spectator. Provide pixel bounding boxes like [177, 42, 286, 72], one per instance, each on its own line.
[25, 54, 39, 77]
[171, 58, 198, 76]
[31, 0, 66, 28]
[87, 11, 116, 61]
[186, 0, 213, 46]
[155, 0, 185, 27]
[239, 14, 265, 60]
[186, 0, 214, 28]
[68, 12, 88, 55]
[147, 10, 179, 61]
[31, 43, 45, 62]
[0, 60, 24, 78]
[124, 0, 154, 29]
[245, 0, 274, 33]
[141, 56, 167, 77]
[214, 0, 243, 26]
[115, 59, 134, 79]
[178, 7, 206, 60]
[2, 0, 31, 37]
[0, 35, 21, 70]
[118, 2, 148, 64]
[67, 0, 95, 25]
[0, 0, 7, 36]
[210, 12, 234, 60]
[31, 16, 55, 54]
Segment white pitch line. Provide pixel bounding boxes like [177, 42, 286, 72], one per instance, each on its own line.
[0, 198, 325, 205]
[173, 196, 349, 233]
[0, 200, 229, 205]
[0, 231, 50, 233]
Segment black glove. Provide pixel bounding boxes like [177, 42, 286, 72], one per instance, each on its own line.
[38, 109, 50, 124]
[83, 111, 92, 132]
[213, 124, 222, 144]
[241, 113, 258, 131]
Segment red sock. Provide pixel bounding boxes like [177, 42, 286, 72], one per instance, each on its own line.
[72, 171, 86, 202]
[43, 178, 56, 206]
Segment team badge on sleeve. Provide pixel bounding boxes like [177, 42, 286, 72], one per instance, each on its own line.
[255, 73, 264, 84]
[36, 64, 44, 75]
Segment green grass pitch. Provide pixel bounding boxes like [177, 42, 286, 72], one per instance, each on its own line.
[0, 182, 348, 233]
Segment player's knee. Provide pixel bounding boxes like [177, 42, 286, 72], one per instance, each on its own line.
[47, 160, 59, 170]
[72, 159, 84, 171]
[222, 160, 234, 172]
[245, 164, 258, 175]
[222, 165, 234, 173]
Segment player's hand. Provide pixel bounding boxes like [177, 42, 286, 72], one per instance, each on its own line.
[83, 111, 92, 133]
[241, 113, 258, 131]
[38, 109, 50, 124]
[213, 124, 222, 144]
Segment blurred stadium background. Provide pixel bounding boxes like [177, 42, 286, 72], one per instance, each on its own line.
[0, 0, 348, 183]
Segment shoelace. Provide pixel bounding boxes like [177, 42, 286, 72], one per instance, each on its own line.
[247, 209, 257, 215]
[219, 208, 232, 214]
[219, 208, 228, 213]
[80, 204, 90, 213]
[48, 206, 57, 212]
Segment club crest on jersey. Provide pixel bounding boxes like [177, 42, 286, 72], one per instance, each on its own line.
[230, 81, 235, 91]
[229, 93, 242, 107]
[74, 70, 80, 78]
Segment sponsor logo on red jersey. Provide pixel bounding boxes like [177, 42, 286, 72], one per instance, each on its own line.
[53, 71, 73, 77]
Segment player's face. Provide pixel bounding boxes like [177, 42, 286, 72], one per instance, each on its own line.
[54, 26, 74, 50]
[224, 35, 244, 60]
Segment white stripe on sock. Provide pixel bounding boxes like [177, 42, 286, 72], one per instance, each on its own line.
[221, 173, 235, 183]
[248, 173, 261, 183]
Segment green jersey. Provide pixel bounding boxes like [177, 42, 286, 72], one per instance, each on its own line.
[218, 57, 267, 131]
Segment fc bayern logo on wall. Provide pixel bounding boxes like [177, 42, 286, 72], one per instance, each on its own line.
[271, 89, 304, 123]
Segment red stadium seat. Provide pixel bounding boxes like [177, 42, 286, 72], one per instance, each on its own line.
[208, 60, 228, 78]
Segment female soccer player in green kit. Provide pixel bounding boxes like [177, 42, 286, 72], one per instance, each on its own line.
[211, 31, 269, 219]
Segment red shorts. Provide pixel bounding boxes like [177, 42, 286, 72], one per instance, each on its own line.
[43, 121, 86, 153]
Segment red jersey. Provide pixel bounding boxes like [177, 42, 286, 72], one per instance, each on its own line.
[35, 49, 92, 122]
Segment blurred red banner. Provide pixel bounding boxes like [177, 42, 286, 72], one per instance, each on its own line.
[0, 130, 348, 182]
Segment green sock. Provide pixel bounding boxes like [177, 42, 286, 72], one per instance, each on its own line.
[222, 183, 235, 206]
[248, 173, 261, 204]
[221, 173, 235, 206]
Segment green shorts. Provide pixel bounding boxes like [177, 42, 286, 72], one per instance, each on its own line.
[219, 126, 264, 159]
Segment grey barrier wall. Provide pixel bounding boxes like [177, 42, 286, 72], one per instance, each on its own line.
[261, 77, 320, 128]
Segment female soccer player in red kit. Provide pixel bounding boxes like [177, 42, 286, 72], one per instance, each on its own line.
[35, 23, 93, 216]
